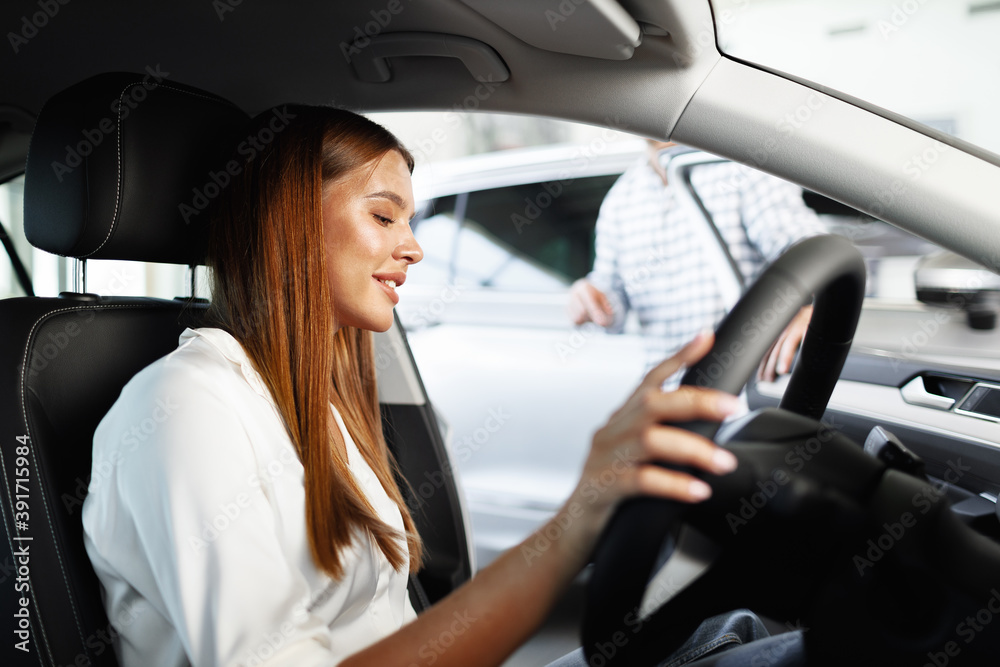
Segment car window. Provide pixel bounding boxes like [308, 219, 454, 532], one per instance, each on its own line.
[0, 175, 30, 298]
[388, 120, 963, 576]
[812, 207, 940, 302]
[411, 174, 619, 291]
[406, 136, 943, 307]
[711, 0, 1000, 153]
[1, 174, 206, 300]
[85, 260, 208, 300]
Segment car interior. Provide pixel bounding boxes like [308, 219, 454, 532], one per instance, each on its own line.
[2, 1, 1000, 666]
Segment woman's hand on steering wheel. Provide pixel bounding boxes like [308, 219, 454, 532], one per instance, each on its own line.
[566, 331, 741, 549]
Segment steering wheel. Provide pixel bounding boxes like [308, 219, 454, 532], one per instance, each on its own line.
[582, 233, 867, 664]
[582, 233, 1000, 666]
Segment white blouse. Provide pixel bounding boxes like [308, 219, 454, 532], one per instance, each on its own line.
[82, 327, 417, 667]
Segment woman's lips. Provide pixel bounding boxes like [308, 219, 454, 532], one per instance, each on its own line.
[374, 276, 399, 304]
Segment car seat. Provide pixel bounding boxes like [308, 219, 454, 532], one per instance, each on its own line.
[0, 72, 471, 667]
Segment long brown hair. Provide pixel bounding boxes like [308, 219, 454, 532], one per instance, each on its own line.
[207, 105, 422, 579]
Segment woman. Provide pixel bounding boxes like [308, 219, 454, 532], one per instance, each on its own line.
[82, 106, 801, 666]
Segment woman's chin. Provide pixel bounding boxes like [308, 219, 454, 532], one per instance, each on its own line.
[334, 306, 396, 333]
[360, 312, 395, 333]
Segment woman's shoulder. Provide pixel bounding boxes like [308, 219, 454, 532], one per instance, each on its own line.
[128, 326, 260, 395]
[94, 327, 275, 460]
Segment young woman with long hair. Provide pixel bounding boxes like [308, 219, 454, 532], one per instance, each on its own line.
[82, 106, 804, 666]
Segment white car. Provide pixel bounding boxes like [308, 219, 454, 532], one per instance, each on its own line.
[398, 141, 995, 574]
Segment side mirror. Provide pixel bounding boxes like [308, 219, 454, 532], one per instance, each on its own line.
[914, 250, 1000, 330]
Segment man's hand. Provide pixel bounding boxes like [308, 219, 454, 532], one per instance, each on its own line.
[568, 279, 614, 327]
[758, 305, 813, 382]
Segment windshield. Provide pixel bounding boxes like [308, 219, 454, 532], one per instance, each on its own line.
[711, 0, 1000, 155]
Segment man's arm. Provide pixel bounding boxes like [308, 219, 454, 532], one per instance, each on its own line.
[758, 303, 813, 381]
[738, 169, 826, 380]
[569, 169, 637, 330]
[739, 168, 827, 260]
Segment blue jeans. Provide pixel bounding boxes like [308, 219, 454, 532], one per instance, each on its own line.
[545, 609, 805, 667]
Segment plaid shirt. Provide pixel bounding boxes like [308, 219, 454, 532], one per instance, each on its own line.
[588, 155, 826, 376]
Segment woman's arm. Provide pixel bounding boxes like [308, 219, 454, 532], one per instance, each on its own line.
[343, 332, 740, 666]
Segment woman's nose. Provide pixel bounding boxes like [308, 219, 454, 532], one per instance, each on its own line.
[395, 225, 423, 264]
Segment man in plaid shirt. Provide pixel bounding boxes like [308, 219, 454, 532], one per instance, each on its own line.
[569, 141, 826, 387]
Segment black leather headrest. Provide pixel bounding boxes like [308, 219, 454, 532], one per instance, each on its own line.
[24, 72, 249, 265]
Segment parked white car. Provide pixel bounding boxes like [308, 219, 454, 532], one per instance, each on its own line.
[398, 140, 994, 568]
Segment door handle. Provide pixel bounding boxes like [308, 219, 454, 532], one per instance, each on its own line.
[900, 375, 955, 410]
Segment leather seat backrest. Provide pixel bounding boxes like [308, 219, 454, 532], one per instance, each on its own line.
[0, 72, 474, 667]
[0, 73, 248, 667]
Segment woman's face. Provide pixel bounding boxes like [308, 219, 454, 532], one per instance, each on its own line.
[322, 149, 422, 332]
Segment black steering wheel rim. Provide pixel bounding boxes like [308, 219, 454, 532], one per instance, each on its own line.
[582, 234, 867, 665]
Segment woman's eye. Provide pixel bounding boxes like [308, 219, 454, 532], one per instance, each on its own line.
[374, 214, 394, 226]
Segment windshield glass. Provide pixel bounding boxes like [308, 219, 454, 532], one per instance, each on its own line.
[711, 0, 1000, 155]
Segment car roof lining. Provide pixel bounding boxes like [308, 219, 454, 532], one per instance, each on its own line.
[0, 1, 714, 121]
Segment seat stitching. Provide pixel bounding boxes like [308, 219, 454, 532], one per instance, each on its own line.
[80, 82, 243, 258]
[17, 302, 171, 660]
